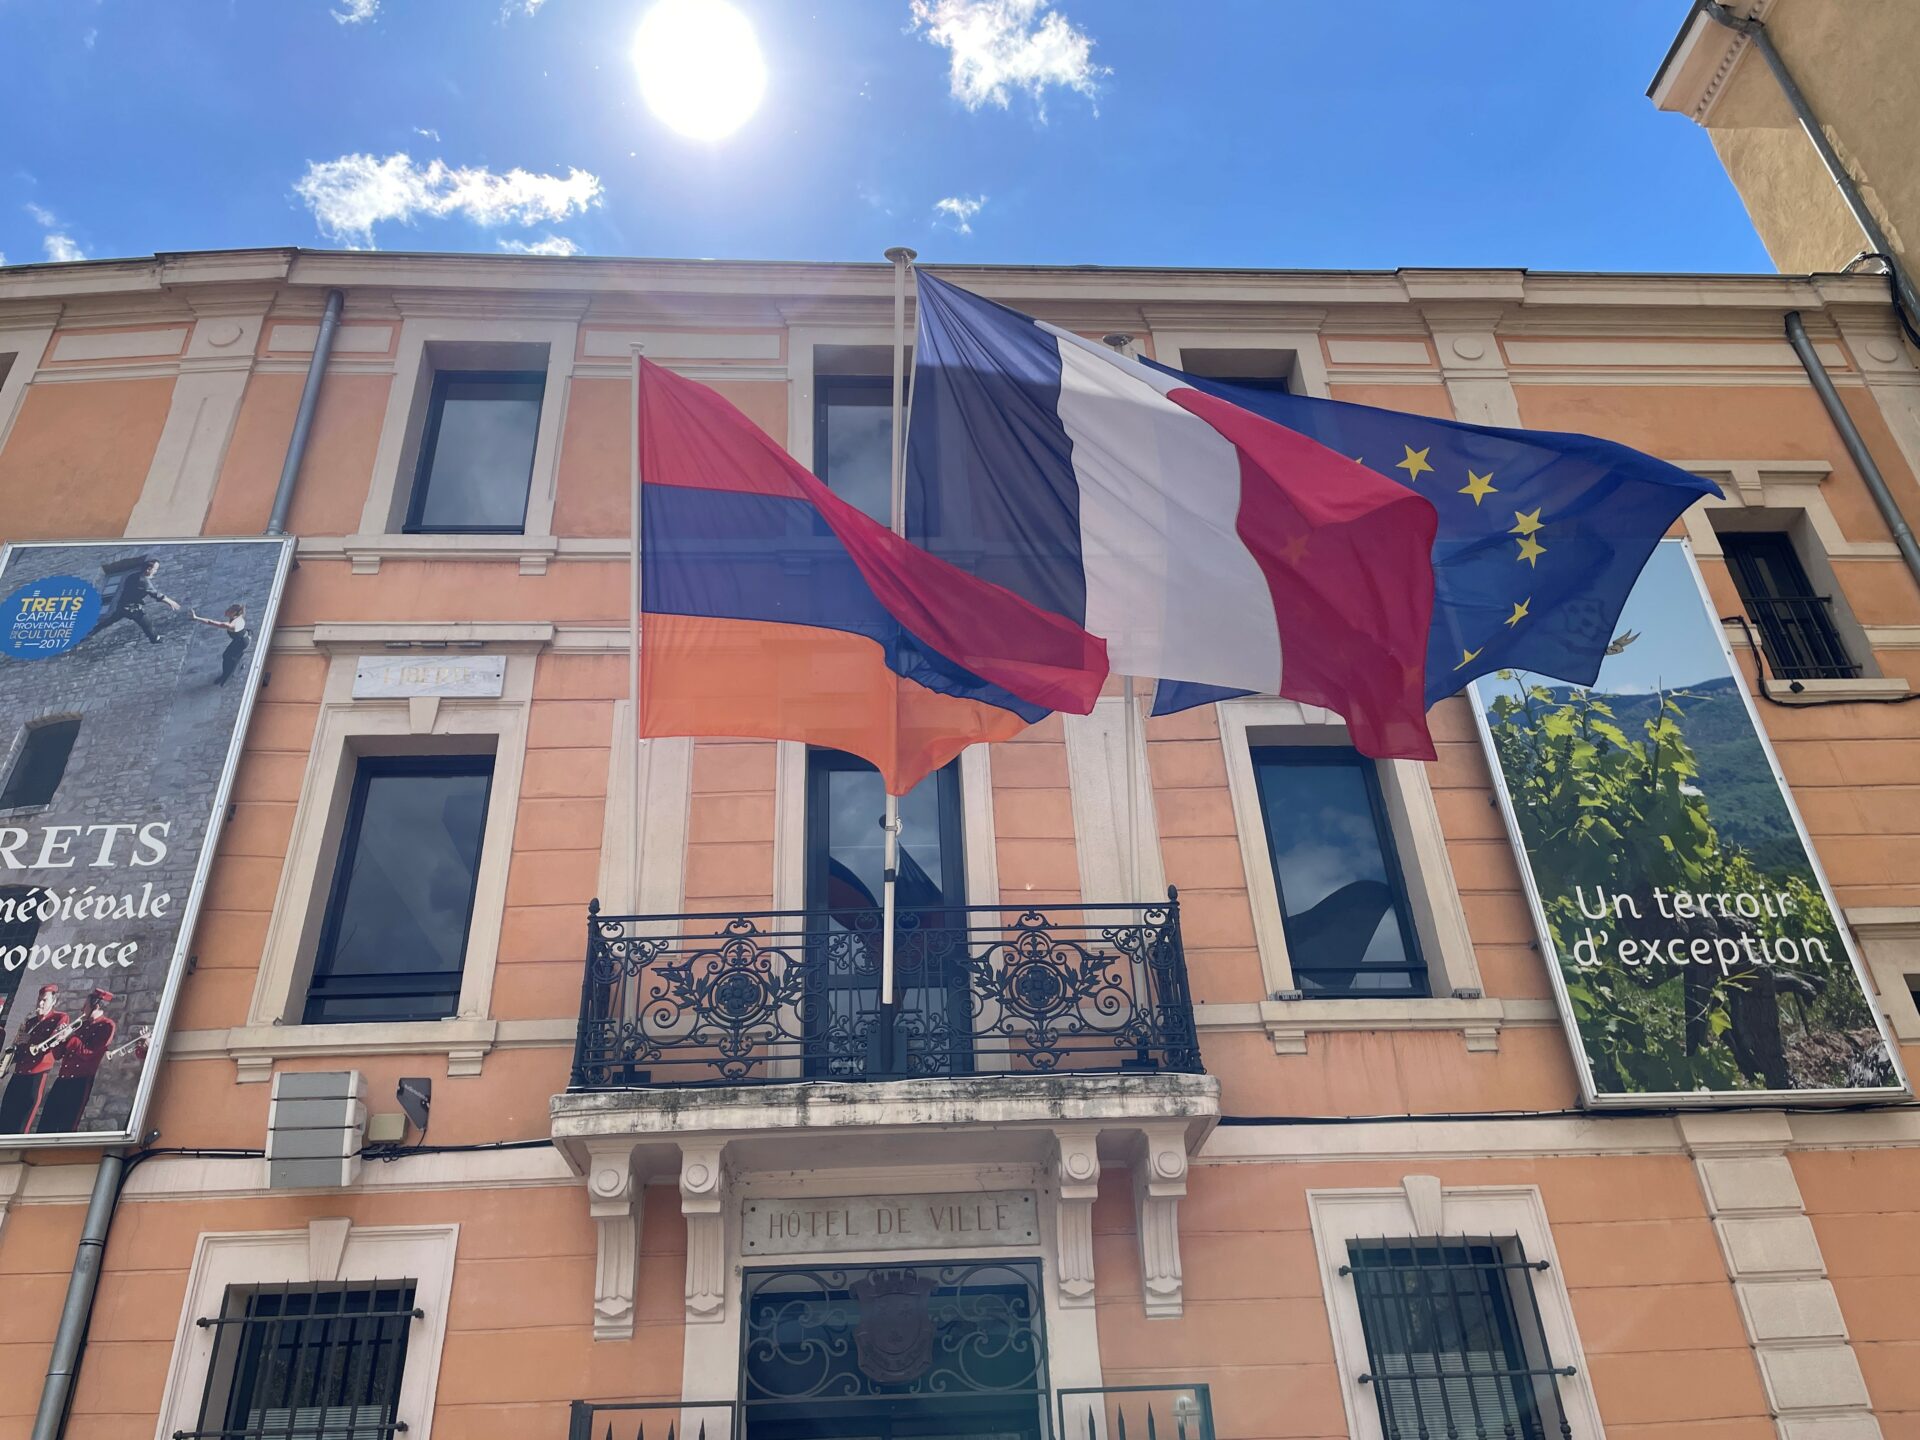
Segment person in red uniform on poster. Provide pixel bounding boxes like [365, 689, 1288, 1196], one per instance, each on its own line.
[0, 985, 70, 1133]
[34, 988, 116, 1134]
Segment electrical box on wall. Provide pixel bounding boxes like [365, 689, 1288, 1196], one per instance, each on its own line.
[266, 1070, 366, 1189]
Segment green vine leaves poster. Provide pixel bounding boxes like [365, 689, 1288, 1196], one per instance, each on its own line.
[1472, 541, 1905, 1106]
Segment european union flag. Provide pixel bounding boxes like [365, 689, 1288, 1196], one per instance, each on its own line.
[1150, 377, 1722, 715]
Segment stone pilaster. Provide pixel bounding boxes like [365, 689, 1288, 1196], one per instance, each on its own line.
[1682, 1114, 1882, 1440]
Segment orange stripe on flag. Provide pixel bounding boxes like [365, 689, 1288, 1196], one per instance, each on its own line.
[640, 614, 1029, 794]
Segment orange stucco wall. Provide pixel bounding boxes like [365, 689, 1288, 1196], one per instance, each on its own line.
[2, 273, 1919, 1439]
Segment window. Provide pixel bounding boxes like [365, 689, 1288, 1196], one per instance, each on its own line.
[0, 718, 80, 809]
[1251, 746, 1426, 998]
[1343, 1238, 1574, 1440]
[402, 370, 544, 534]
[181, 1282, 418, 1440]
[1721, 530, 1859, 681]
[304, 756, 494, 1025]
[804, 749, 966, 1074]
[814, 374, 894, 524]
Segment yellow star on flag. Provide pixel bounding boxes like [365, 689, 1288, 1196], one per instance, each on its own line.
[1509, 507, 1543, 537]
[1515, 534, 1546, 567]
[1279, 532, 1311, 566]
[1505, 597, 1531, 627]
[1458, 470, 1497, 506]
[1395, 445, 1433, 482]
[1453, 645, 1483, 670]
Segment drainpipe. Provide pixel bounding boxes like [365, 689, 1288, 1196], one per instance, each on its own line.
[1701, 1, 1920, 330]
[30, 1151, 125, 1440]
[1785, 310, 1920, 590]
[266, 288, 344, 536]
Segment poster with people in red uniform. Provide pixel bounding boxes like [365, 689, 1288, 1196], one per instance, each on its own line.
[0, 538, 291, 1145]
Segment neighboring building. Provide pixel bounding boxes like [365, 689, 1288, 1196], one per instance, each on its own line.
[1, 248, 1919, 1440]
[1650, 0, 1920, 278]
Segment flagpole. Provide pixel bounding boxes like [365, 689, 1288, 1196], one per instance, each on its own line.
[1102, 334, 1146, 902]
[881, 245, 916, 1011]
[629, 344, 645, 911]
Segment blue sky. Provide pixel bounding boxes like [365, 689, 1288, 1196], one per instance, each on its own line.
[1, 0, 1773, 273]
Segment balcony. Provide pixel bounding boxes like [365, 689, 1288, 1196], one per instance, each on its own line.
[567, 893, 1203, 1089]
[551, 894, 1219, 1340]
[569, 1385, 1219, 1440]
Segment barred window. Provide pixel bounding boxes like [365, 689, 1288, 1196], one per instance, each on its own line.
[1342, 1238, 1574, 1440]
[0, 718, 80, 810]
[181, 1281, 419, 1440]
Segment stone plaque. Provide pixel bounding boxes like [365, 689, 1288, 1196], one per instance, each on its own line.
[743, 1189, 1039, 1257]
[353, 654, 506, 699]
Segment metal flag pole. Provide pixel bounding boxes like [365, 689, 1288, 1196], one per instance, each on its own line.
[1103, 334, 1146, 900]
[880, 245, 916, 1011]
[629, 344, 645, 911]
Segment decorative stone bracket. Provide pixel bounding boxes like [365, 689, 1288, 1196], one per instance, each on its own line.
[585, 1143, 641, 1342]
[1131, 1122, 1191, 1319]
[680, 1142, 729, 1323]
[1051, 1127, 1102, 1310]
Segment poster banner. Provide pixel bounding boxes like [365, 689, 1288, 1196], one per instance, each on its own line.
[0, 537, 292, 1145]
[1472, 540, 1906, 1107]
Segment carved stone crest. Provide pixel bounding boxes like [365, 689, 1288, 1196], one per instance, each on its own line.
[850, 1268, 937, 1384]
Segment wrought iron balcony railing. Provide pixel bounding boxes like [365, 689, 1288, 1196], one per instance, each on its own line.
[569, 891, 1203, 1088]
[568, 1385, 1219, 1440]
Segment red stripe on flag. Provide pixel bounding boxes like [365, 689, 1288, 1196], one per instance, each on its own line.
[640, 359, 1108, 718]
[1167, 386, 1439, 760]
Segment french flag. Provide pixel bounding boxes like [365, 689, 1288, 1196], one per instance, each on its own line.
[906, 274, 1441, 760]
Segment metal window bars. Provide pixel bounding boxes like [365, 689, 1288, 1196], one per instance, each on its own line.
[1056, 1384, 1217, 1440]
[1737, 593, 1861, 680]
[175, 1280, 420, 1440]
[1341, 1238, 1576, 1440]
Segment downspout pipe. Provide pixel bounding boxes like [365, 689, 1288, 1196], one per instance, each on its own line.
[30, 1150, 125, 1440]
[266, 287, 344, 536]
[1701, 0, 1920, 330]
[1785, 310, 1920, 590]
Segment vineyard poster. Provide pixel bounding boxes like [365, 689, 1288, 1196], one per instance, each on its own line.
[0, 537, 293, 1145]
[1472, 540, 1906, 1107]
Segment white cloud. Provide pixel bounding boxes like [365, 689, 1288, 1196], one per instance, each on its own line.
[82, 26, 97, 49]
[293, 152, 603, 248]
[0, 253, 8, 268]
[498, 233, 581, 256]
[933, 194, 986, 234]
[909, 0, 1105, 115]
[413, 126, 442, 142]
[333, 0, 379, 23]
[24, 203, 87, 262]
[500, 0, 548, 17]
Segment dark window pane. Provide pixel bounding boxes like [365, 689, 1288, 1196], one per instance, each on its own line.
[1721, 530, 1857, 680]
[817, 375, 893, 525]
[406, 371, 543, 533]
[305, 757, 493, 1024]
[804, 750, 966, 1076]
[202, 1283, 415, 1440]
[0, 719, 80, 809]
[1346, 1239, 1569, 1440]
[1251, 746, 1426, 997]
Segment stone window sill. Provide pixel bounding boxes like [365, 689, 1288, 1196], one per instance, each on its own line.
[1762, 676, 1912, 703]
[1193, 997, 1562, 1055]
[164, 1018, 573, 1082]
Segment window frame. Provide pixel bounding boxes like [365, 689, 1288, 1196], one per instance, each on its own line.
[401, 368, 546, 536]
[1249, 743, 1429, 1000]
[302, 753, 496, 1027]
[1719, 529, 1860, 681]
[1343, 1234, 1573, 1440]
[0, 716, 81, 811]
[1309, 1184, 1606, 1440]
[812, 372, 894, 522]
[157, 1223, 458, 1440]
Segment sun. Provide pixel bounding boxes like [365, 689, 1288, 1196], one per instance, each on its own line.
[632, 0, 767, 142]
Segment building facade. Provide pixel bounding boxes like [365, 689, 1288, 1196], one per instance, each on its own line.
[1650, 0, 1920, 280]
[0, 249, 1918, 1440]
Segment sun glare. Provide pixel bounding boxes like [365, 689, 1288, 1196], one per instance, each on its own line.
[632, 0, 767, 142]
